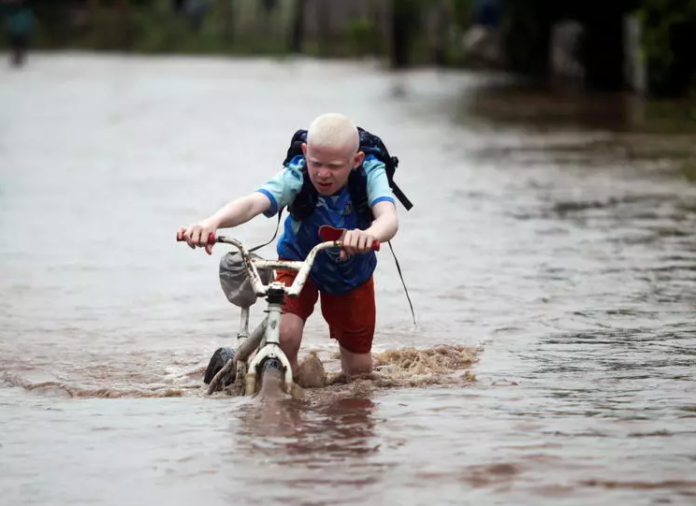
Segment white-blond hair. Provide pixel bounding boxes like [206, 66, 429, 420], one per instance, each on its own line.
[306, 113, 360, 155]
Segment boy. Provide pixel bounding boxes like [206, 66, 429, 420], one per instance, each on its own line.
[177, 113, 399, 378]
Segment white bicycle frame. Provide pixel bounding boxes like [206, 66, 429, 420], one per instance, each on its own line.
[210, 234, 343, 396]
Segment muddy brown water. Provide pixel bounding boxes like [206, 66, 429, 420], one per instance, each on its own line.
[1, 54, 695, 506]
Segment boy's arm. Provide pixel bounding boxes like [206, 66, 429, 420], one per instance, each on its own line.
[341, 156, 399, 257]
[177, 160, 305, 255]
[177, 192, 271, 255]
[365, 200, 399, 243]
[341, 200, 398, 258]
[206, 192, 271, 229]
[357, 156, 400, 244]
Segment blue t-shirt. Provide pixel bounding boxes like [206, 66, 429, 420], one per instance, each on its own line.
[257, 155, 395, 295]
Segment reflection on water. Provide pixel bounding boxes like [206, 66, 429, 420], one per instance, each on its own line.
[1, 54, 696, 506]
[453, 75, 696, 134]
[237, 397, 379, 462]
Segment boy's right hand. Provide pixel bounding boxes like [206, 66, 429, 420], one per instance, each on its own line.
[177, 220, 217, 255]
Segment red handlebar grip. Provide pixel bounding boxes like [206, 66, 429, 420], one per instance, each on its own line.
[372, 240, 380, 252]
[176, 232, 216, 244]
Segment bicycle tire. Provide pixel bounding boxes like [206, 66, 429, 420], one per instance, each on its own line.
[203, 347, 236, 387]
[258, 358, 285, 396]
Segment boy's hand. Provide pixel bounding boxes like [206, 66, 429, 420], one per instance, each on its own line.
[340, 229, 377, 260]
[176, 220, 217, 255]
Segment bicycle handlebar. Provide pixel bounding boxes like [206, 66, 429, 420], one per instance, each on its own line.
[177, 231, 380, 297]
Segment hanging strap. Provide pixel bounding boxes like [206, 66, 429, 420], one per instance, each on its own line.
[388, 240, 416, 326]
[249, 208, 284, 254]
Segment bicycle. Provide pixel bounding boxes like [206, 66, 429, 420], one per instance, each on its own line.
[178, 226, 380, 396]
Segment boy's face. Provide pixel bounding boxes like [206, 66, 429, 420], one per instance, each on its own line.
[302, 142, 365, 196]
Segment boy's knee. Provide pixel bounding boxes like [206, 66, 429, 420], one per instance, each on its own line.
[279, 313, 304, 349]
[279, 313, 305, 375]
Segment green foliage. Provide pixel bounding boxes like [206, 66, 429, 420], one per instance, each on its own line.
[392, 0, 425, 29]
[449, 0, 474, 30]
[2, 0, 482, 69]
[636, 0, 696, 97]
[681, 160, 696, 182]
[18, 2, 292, 56]
[346, 17, 379, 57]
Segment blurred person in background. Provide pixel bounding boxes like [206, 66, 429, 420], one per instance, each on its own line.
[2, 0, 34, 67]
[183, 0, 210, 32]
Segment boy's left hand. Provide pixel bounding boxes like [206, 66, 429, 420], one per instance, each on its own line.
[340, 229, 377, 260]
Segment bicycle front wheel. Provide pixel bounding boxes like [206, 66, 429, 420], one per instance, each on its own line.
[258, 358, 286, 398]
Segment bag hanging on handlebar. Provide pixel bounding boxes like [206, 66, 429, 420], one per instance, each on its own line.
[218, 251, 273, 308]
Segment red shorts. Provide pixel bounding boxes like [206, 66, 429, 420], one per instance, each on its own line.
[275, 267, 375, 354]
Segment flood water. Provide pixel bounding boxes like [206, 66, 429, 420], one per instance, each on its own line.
[1, 54, 695, 506]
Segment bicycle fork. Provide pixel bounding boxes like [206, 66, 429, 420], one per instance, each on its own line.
[245, 284, 294, 395]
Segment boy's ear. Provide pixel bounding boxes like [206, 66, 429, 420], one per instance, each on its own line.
[301, 142, 307, 156]
[353, 150, 365, 169]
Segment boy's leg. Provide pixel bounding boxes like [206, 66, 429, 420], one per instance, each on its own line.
[278, 313, 304, 372]
[275, 267, 318, 374]
[320, 277, 376, 376]
[339, 345, 373, 376]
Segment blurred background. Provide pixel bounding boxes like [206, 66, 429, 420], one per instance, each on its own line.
[2, 0, 696, 101]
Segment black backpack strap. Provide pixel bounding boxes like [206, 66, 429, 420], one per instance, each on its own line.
[287, 165, 317, 221]
[281, 129, 318, 222]
[357, 127, 413, 212]
[390, 181, 413, 211]
[347, 167, 373, 229]
[283, 129, 307, 165]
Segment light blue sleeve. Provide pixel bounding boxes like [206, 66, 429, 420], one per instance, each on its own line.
[364, 155, 396, 208]
[256, 156, 305, 218]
